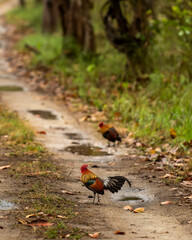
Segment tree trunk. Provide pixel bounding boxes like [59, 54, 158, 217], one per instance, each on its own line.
[101, 0, 155, 77]
[35, 0, 42, 4]
[58, 0, 95, 52]
[41, 0, 95, 52]
[42, 0, 58, 33]
[19, 0, 26, 7]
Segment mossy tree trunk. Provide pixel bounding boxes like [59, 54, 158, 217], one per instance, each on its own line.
[42, 0, 95, 52]
[19, 0, 26, 7]
[42, 0, 58, 33]
[101, 0, 155, 79]
[58, 0, 95, 52]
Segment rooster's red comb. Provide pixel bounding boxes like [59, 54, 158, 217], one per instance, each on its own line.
[81, 164, 88, 170]
[99, 122, 104, 127]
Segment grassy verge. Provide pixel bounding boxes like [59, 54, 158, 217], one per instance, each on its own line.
[5, 1, 192, 148]
[0, 106, 85, 239]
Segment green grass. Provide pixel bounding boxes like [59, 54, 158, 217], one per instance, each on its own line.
[45, 221, 84, 239]
[6, 1, 42, 31]
[5, 2, 192, 146]
[0, 108, 34, 144]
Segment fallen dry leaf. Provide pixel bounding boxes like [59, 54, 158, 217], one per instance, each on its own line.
[26, 212, 44, 218]
[169, 128, 177, 139]
[150, 149, 156, 154]
[0, 165, 11, 170]
[133, 207, 145, 213]
[79, 115, 91, 122]
[62, 190, 74, 195]
[56, 215, 68, 219]
[160, 174, 175, 179]
[88, 232, 100, 238]
[26, 213, 36, 218]
[160, 201, 174, 205]
[180, 181, 192, 187]
[155, 147, 161, 153]
[28, 219, 54, 227]
[18, 219, 28, 225]
[123, 206, 133, 211]
[36, 130, 46, 135]
[108, 162, 116, 166]
[115, 231, 125, 235]
[19, 218, 54, 227]
[184, 195, 192, 199]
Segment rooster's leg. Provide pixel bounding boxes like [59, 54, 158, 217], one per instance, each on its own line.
[93, 192, 96, 203]
[97, 194, 100, 204]
[107, 141, 110, 147]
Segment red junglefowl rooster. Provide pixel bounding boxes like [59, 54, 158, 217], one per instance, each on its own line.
[80, 164, 131, 203]
[99, 122, 121, 146]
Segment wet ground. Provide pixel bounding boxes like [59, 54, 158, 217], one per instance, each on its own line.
[0, 3, 192, 239]
[0, 200, 16, 210]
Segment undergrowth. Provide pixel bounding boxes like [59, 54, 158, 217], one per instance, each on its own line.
[5, 1, 192, 146]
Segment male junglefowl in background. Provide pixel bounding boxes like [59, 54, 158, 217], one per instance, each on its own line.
[99, 122, 121, 146]
[80, 164, 131, 203]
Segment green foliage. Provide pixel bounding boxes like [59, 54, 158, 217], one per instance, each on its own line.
[152, 0, 192, 78]
[6, 2, 42, 31]
[45, 221, 67, 239]
[0, 109, 34, 143]
[111, 73, 192, 142]
[17, 33, 63, 66]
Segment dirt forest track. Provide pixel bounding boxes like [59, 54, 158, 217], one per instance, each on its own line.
[0, 1, 192, 240]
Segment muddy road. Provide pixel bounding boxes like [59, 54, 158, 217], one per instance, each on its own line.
[0, 4, 192, 240]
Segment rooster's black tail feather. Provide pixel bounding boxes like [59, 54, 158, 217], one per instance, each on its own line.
[103, 176, 131, 193]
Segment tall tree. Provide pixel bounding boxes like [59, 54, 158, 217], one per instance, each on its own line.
[101, 0, 155, 78]
[42, 0, 95, 52]
[42, 0, 58, 33]
[19, 0, 26, 7]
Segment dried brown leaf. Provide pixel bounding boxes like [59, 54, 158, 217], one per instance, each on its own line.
[123, 206, 133, 211]
[18, 219, 28, 225]
[184, 195, 192, 199]
[115, 231, 125, 235]
[169, 128, 177, 139]
[160, 174, 174, 179]
[150, 149, 156, 154]
[133, 207, 145, 213]
[0, 165, 11, 170]
[88, 232, 100, 238]
[62, 190, 74, 195]
[79, 115, 91, 122]
[56, 215, 68, 219]
[36, 130, 46, 135]
[160, 201, 174, 205]
[181, 181, 192, 187]
[28, 219, 54, 227]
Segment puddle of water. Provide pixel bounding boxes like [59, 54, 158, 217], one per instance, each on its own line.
[85, 155, 115, 163]
[64, 132, 83, 140]
[119, 196, 144, 202]
[0, 85, 23, 91]
[62, 144, 111, 156]
[28, 110, 57, 120]
[111, 188, 152, 204]
[50, 127, 66, 131]
[0, 200, 15, 210]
